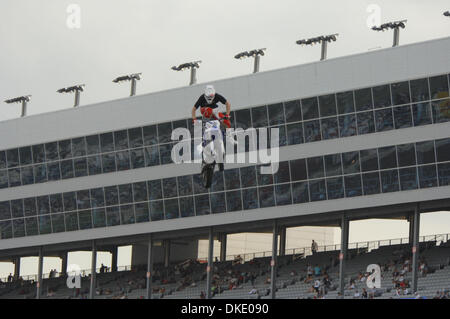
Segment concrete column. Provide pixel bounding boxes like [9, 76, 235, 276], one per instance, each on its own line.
[339, 216, 349, 299]
[411, 204, 421, 293]
[14, 258, 21, 280]
[111, 246, 118, 272]
[60, 252, 68, 276]
[220, 233, 227, 262]
[279, 227, 287, 256]
[206, 228, 214, 299]
[146, 236, 153, 300]
[89, 241, 97, 299]
[164, 240, 171, 268]
[270, 221, 278, 299]
[408, 216, 414, 246]
[36, 247, 43, 299]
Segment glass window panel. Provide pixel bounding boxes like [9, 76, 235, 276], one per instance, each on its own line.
[25, 217, 39, 236]
[393, 105, 413, 129]
[100, 132, 115, 153]
[268, 103, 285, 126]
[319, 94, 337, 117]
[321, 117, 339, 140]
[144, 146, 160, 167]
[93, 208, 106, 228]
[412, 102, 432, 126]
[143, 125, 158, 146]
[436, 138, 450, 162]
[178, 175, 193, 196]
[226, 191, 242, 212]
[438, 163, 450, 186]
[211, 171, 225, 193]
[39, 215, 52, 235]
[0, 220, 13, 239]
[72, 137, 87, 157]
[416, 141, 436, 165]
[242, 188, 258, 210]
[274, 161, 290, 184]
[7, 149, 19, 168]
[240, 166, 256, 188]
[87, 156, 102, 175]
[391, 81, 411, 105]
[271, 125, 287, 147]
[309, 179, 326, 201]
[51, 214, 65, 233]
[251, 106, 268, 128]
[235, 109, 252, 130]
[0, 151, 6, 169]
[327, 177, 344, 200]
[372, 85, 391, 108]
[360, 149, 379, 172]
[132, 182, 147, 203]
[0, 201, 11, 220]
[120, 205, 135, 224]
[192, 174, 208, 195]
[162, 178, 178, 198]
[432, 99, 450, 123]
[257, 165, 274, 186]
[399, 167, 418, 191]
[344, 174, 362, 197]
[195, 195, 210, 216]
[32, 144, 45, 164]
[258, 185, 275, 208]
[379, 146, 397, 169]
[79, 210, 93, 230]
[104, 186, 119, 206]
[148, 180, 162, 200]
[275, 183, 292, 206]
[0, 170, 7, 189]
[45, 142, 59, 161]
[101, 153, 116, 173]
[66, 211, 80, 231]
[429, 74, 449, 100]
[324, 154, 342, 177]
[418, 164, 437, 189]
[130, 149, 145, 169]
[355, 88, 373, 112]
[118, 184, 133, 204]
[47, 162, 61, 181]
[302, 97, 319, 120]
[90, 188, 105, 209]
[159, 143, 173, 165]
[284, 100, 302, 123]
[13, 218, 25, 238]
[337, 91, 355, 115]
[224, 168, 241, 190]
[116, 150, 130, 171]
[210, 193, 226, 214]
[34, 164, 47, 184]
[292, 181, 309, 204]
[179, 197, 195, 218]
[73, 158, 88, 177]
[339, 114, 357, 137]
[86, 135, 100, 155]
[342, 152, 360, 175]
[397, 144, 416, 167]
[23, 198, 36, 217]
[410, 78, 430, 102]
[114, 130, 129, 151]
[287, 123, 304, 145]
[8, 168, 21, 187]
[357, 111, 375, 135]
[63, 192, 77, 212]
[49, 194, 63, 214]
[134, 203, 149, 223]
[76, 190, 91, 209]
[157, 122, 173, 144]
[61, 160, 74, 179]
[105, 206, 120, 227]
[11, 199, 24, 218]
[304, 120, 321, 143]
[19, 146, 33, 165]
[149, 201, 164, 221]
[128, 127, 143, 149]
[375, 109, 394, 132]
[381, 169, 400, 193]
[290, 159, 307, 181]
[37, 196, 50, 215]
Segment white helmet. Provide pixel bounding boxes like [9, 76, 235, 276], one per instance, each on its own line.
[204, 85, 216, 104]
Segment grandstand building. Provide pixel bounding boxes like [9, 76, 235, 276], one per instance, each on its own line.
[0, 36, 449, 299]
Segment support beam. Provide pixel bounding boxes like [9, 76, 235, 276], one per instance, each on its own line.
[164, 240, 171, 268]
[111, 246, 118, 272]
[146, 236, 153, 300]
[338, 216, 349, 299]
[411, 204, 421, 293]
[320, 41, 328, 61]
[270, 221, 278, 299]
[14, 258, 21, 280]
[279, 227, 287, 256]
[206, 227, 214, 299]
[89, 241, 97, 299]
[219, 233, 227, 262]
[36, 247, 43, 299]
[60, 252, 68, 276]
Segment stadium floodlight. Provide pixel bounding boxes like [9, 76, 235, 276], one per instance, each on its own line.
[296, 34, 339, 61]
[371, 19, 407, 47]
[57, 84, 85, 107]
[444, 11, 450, 17]
[113, 73, 142, 97]
[234, 48, 266, 73]
[4, 95, 31, 117]
[171, 61, 202, 86]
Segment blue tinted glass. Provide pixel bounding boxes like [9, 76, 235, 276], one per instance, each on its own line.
[393, 105, 412, 129]
[307, 156, 324, 179]
[87, 156, 102, 176]
[381, 169, 399, 193]
[179, 197, 195, 218]
[337, 91, 355, 115]
[211, 193, 226, 214]
[143, 125, 158, 146]
[149, 201, 164, 221]
[114, 130, 129, 151]
[412, 102, 432, 126]
[327, 177, 344, 200]
[355, 88, 373, 112]
[344, 175, 362, 197]
[163, 178, 178, 198]
[226, 191, 242, 212]
[321, 117, 338, 140]
[372, 85, 391, 108]
[399, 167, 418, 191]
[325, 154, 342, 177]
[284, 100, 302, 123]
[418, 164, 437, 189]
[242, 188, 258, 210]
[259, 186, 275, 208]
[292, 182, 309, 203]
[268, 103, 285, 126]
[438, 163, 450, 186]
[410, 78, 429, 102]
[304, 120, 321, 143]
[130, 149, 145, 169]
[252, 106, 268, 128]
[73, 158, 88, 177]
[339, 114, 357, 137]
[432, 99, 450, 123]
[287, 123, 304, 145]
[319, 94, 337, 117]
[275, 184, 292, 206]
[195, 195, 210, 216]
[240, 166, 257, 188]
[116, 151, 131, 171]
[178, 175, 193, 196]
[375, 109, 394, 132]
[357, 111, 375, 135]
[148, 180, 162, 200]
[302, 97, 319, 120]
[309, 179, 326, 202]
[391, 82, 410, 105]
[164, 199, 179, 219]
[106, 206, 120, 226]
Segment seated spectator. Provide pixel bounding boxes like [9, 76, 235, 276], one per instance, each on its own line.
[313, 265, 321, 277]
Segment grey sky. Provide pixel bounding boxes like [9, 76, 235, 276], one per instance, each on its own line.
[0, 0, 450, 278]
